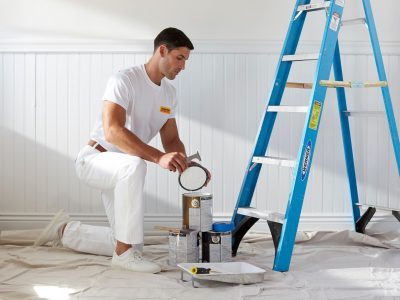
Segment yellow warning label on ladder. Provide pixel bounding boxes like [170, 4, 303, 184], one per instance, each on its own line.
[309, 101, 322, 130]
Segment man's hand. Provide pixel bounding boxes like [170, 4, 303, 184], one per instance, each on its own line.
[158, 152, 188, 173]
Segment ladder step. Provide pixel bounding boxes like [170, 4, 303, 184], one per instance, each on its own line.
[237, 207, 284, 223]
[282, 53, 319, 62]
[320, 80, 388, 88]
[343, 111, 385, 117]
[267, 105, 308, 113]
[286, 82, 313, 89]
[341, 18, 367, 27]
[297, 2, 330, 12]
[355, 203, 400, 213]
[252, 156, 296, 168]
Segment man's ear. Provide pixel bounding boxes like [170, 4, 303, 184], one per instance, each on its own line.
[159, 45, 168, 57]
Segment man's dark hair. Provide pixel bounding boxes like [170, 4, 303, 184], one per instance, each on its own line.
[154, 27, 194, 52]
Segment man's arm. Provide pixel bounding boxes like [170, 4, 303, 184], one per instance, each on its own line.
[159, 118, 186, 155]
[103, 100, 187, 173]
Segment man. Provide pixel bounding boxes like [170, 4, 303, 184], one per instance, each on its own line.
[35, 28, 196, 274]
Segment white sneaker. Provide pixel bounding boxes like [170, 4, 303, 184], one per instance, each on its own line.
[111, 248, 161, 274]
[34, 210, 69, 247]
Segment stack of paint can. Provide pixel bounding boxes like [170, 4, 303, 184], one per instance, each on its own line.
[181, 192, 233, 263]
[168, 192, 213, 266]
[168, 191, 233, 265]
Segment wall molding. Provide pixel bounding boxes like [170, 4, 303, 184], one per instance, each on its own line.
[1, 39, 400, 55]
[1, 39, 399, 234]
[0, 213, 397, 233]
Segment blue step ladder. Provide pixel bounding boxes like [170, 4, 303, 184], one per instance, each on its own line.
[230, 0, 400, 272]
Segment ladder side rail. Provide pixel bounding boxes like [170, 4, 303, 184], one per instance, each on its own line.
[362, 0, 400, 174]
[231, 0, 312, 227]
[273, 0, 345, 272]
[332, 42, 361, 226]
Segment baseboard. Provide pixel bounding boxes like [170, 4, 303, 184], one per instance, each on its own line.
[0, 212, 397, 234]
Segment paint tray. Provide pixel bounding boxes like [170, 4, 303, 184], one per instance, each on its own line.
[178, 262, 266, 285]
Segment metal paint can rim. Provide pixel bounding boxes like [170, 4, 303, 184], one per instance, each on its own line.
[182, 192, 212, 198]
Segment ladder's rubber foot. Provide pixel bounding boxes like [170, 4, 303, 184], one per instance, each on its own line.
[231, 216, 259, 256]
[355, 206, 376, 233]
[392, 211, 400, 223]
[267, 220, 283, 254]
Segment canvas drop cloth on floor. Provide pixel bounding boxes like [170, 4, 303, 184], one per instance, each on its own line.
[1, 222, 400, 299]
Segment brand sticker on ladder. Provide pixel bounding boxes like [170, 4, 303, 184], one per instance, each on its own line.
[301, 140, 312, 181]
[309, 100, 322, 130]
[336, 0, 345, 8]
[329, 12, 341, 32]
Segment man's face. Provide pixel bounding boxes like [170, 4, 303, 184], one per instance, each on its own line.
[159, 46, 190, 80]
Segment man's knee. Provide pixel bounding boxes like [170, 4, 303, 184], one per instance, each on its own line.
[118, 157, 147, 180]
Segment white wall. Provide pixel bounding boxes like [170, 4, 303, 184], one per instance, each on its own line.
[1, 1, 400, 232]
[1, 0, 399, 43]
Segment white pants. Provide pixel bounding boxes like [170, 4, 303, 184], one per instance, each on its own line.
[63, 145, 146, 256]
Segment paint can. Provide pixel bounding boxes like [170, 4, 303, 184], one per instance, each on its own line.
[201, 222, 233, 263]
[182, 192, 213, 232]
[168, 229, 199, 266]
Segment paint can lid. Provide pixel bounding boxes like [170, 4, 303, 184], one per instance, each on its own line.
[212, 222, 233, 232]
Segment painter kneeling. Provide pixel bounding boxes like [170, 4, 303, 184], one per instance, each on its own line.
[34, 27, 211, 274]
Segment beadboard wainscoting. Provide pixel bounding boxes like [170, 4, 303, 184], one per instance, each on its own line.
[0, 40, 399, 232]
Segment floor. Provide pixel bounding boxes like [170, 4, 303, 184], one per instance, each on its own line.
[1, 222, 400, 299]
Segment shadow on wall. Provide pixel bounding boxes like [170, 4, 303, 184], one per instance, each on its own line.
[0, 127, 181, 219]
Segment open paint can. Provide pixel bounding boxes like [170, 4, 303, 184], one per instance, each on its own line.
[182, 192, 213, 232]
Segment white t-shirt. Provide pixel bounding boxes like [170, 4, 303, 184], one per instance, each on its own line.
[90, 65, 177, 152]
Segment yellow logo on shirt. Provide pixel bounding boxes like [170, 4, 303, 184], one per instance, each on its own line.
[160, 106, 171, 114]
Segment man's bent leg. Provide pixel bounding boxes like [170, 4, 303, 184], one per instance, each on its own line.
[75, 147, 160, 272]
[103, 188, 143, 254]
[113, 158, 146, 246]
[75, 147, 146, 249]
[62, 221, 115, 256]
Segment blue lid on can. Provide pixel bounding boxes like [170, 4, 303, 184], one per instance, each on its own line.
[212, 222, 233, 232]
